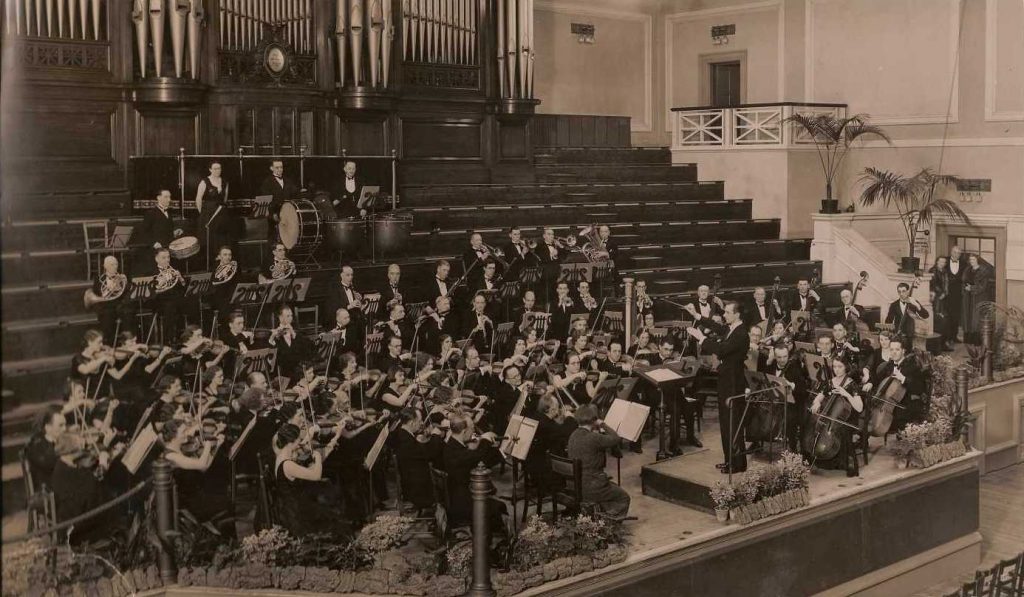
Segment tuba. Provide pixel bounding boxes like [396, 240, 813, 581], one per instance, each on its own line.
[271, 258, 296, 280]
[580, 223, 610, 262]
[154, 265, 185, 293]
[83, 273, 128, 308]
[212, 260, 238, 285]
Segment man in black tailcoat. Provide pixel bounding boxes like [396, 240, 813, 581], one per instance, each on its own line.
[258, 160, 299, 241]
[945, 244, 968, 343]
[391, 408, 443, 513]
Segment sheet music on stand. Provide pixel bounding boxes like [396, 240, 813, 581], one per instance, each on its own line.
[641, 367, 685, 384]
[315, 330, 342, 361]
[500, 415, 539, 461]
[364, 423, 390, 471]
[405, 301, 427, 321]
[229, 415, 259, 461]
[128, 276, 156, 301]
[361, 292, 382, 318]
[122, 424, 159, 475]
[519, 267, 542, 287]
[234, 348, 279, 379]
[802, 352, 827, 381]
[603, 399, 650, 443]
[493, 322, 514, 354]
[184, 272, 213, 297]
[251, 195, 273, 218]
[789, 310, 811, 334]
[520, 311, 549, 335]
[558, 262, 594, 284]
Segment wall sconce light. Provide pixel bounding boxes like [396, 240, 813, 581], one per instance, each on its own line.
[711, 24, 735, 46]
[571, 22, 595, 44]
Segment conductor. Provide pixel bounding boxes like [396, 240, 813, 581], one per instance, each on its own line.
[686, 300, 750, 473]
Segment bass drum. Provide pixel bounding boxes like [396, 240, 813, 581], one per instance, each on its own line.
[324, 217, 367, 255]
[277, 199, 323, 253]
[372, 211, 413, 257]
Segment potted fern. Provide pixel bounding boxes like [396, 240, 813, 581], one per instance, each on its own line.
[858, 168, 970, 273]
[783, 112, 890, 213]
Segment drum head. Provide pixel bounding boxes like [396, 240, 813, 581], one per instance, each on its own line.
[278, 202, 300, 249]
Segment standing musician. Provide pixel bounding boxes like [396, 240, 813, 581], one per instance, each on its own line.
[88, 255, 133, 344]
[746, 287, 782, 326]
[268, 304, 311, 381]
[258, 243, 296, 285]
[550, 282, 575, 341]
[209, 246, 239, 322]
[536, 227, 566, 298]
[808, 358, 864, 477]
[464, 294, 495, 353]
[686, 300, 749, 473]
[259, 160, 299, 240]
[566, 404, 630, 520]
[150, 247, 187, 344]
[333, 160, 368, 219]
[194, 161, 237, 262]
[326, 265, 364, 322]
[634, 279, 655, 322]
[132, 189, 183, 254]
[885, 282, 929, 342]
[378, 264, 408, 316]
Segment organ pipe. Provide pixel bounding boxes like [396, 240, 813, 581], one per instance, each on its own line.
[349, 0, 363, 86]
[91, 0, 99, 38]
[133, 0, 148, 76]
[168, 0, 188, 78]
[382, 0, 392, 85]
[187, 0, 202, 78]
[336, 0, 347, 83]
[149, 0, 164, 76]
[368, 0, 383, 86]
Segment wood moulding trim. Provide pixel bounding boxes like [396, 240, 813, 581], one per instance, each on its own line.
[984, 0, 1024, 122]
[805, 0, 962, 126]
[534, 0, 654, 133]
[664, 1, 785, 133]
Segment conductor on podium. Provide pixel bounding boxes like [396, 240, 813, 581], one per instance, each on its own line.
[686, 300, 749, 473]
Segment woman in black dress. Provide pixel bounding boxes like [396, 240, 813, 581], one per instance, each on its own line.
[272, 423, 350, 538]
[553, 352, 608, 407]
[962, 254, 996, 345]
[929, 256, 952, 349]
[160, 418, 233, 534]
[195, 161, 237, 263]
[808, 358, 864, 477]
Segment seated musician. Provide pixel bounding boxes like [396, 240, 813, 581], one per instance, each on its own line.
[789, 278, 821, 318]
[596, 225, 617, 263]
[885, 282, 929, 341]
[292, 361, 330, 413]
[486, 364, 524, 433]
[50, 433, 119, 543]
[259, 243, 296, 284]
[268, 304, 312, 381]
[831, 323, 870, 382]
[379, 366, 418, 409]
[576, 280, 599, 316]
[836, 288, 865, 326]
[379, 263, 408, 317]
[460, 347, 498, 397]
[180, 324, 228, 378]
[628, 329, 656, 362]
[199, 366, 231, 416]
[554, 352, 608, 408]
[525, 394, 578, 498]
[71, 329, 115, 394]
[222, 311, 254, 355]
[809, 358, 864, 477]
[325, 265, 364, 322]
[566, 404, 631, 520]
[502, 226, 530, 280]
[328, 307, 364, 358]
[210, 246, 239, 320]
[510, 290, 538, 331]
[866, 330, 895, 383]
[160, 418, 234, 531]
[567, 332, 595, 371]
[762, 345, 810, 454]
[417, 295, 458, 356]
[391, 408, 444, 515]
[748, 325, 770, 372]
[686, 284, 723, 323]
[599, 341, 633, 377]
[438, 334, 463, 369]
[470, 259, 502, 296]
[149, 247, 187, 343]
[228, 387, 276, 475]
[816, 334, 837, 362]
[272, 423, 351, 538]
[425, 259, 453, 307]
[90, 255, 135, 343]
[763, 320, 793, 353]
[380, 302, 414, 350]
[463, 232, 492, 276]
[746, 286, 782, 326]
[464, 294, 495, 353]
[550, 282, 575, 341]
[634, 279, 654, 322]
[25, 405, 68, 492]
[648, 338, 702, 448]
[377, 336, 411, 375]
[871, 338, 926, 428]
[442, 414, 502, 527]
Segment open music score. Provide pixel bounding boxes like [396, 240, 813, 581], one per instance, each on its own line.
[642, 367, 685, 384]
[500, 415, 539, 461]
[184, 272, 213, 297]
[802, 352, 827, 380]
[230, 276, 312, 305]
[364, 423, 391, 471]
[128, 276, 156, 301]
[229, 414, 260, 461]
[122, 424, 159, 475]
[235, 347, 279, 378]
[603, 398, 650, 443]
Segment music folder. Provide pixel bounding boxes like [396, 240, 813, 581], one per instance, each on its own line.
[229, 414, 259, 461]
[638, 366, 684, 384]
[500, 415, 538, 461]
[364, 423, 390, 471]
[603, 399, 650, 443]
[122, 424, 158, 475]
[357, 186, 380, 210]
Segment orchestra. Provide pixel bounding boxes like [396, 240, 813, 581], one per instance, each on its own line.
[48, 197, 965, 547]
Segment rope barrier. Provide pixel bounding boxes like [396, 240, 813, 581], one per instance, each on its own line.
[2, 480, 151, 545]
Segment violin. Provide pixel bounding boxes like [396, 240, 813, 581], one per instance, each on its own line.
[866, 375, 907, 437]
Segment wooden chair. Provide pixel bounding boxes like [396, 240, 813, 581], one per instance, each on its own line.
[993, 552, 1024, 597]
[428, 464, 461, 543]
[393, 453, 436, 538]
[546, 452, 595, 520]
[20, 448, 57, 534]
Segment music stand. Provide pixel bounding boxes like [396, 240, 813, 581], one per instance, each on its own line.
[251, 195, 273, 219]
[405, 301, 427, 321]
[635, 361, 698, 460]
[361, 292, 382, 320]
[501, 280, 521, 321]
[592, 261, 614, 298]
[110, 225, 133, 249]
[742, 370, 789, 460]
[558, 262, 593, 286]
[603, 311, 624, 336]
[357, 186, 381, 211]
[519, 266, 542, 290]
[493, 322, 514, 359]
[364, 332, 385, 363]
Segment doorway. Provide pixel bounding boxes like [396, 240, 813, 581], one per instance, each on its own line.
[938, 224, 1007, 306]
[700, 51, 747, 107]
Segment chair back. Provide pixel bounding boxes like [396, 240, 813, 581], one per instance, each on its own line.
[547, 451, 583, 504]
[20, 448, 38, 497]
[256, 452, 277, 528]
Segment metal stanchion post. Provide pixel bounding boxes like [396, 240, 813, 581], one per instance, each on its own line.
[981, 315, 994, 383]
[153, 458, 178, 585]
[464, 463, 495, 597]
[955, 366, 971, 446]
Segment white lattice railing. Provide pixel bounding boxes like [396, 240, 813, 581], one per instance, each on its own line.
[671, 103, 847, 150]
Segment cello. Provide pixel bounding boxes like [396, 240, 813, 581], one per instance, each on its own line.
[801, 377, 859, 461]
[866, 374, 907, 437]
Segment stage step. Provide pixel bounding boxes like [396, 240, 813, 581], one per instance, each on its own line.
[398, 181, 724, 207]
[2, 315, 100, 362]
[408, 219, 782, 256]
[3, 462, 27, 520]
[1, 354, 73, 411]
[534, 164, 697, 184]
[623, 260, 823, 296]
[620, 239, 812, 269]
[2, 280, 94, 321]
[1, 215, 144, 253]
[4, 189, 132, 220]
[0, 250, 95, 284]
[408, 200, 752, 231]
[533, 147, 671, 165]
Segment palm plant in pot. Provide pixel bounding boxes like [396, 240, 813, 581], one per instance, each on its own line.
[858, 167, 970, 273]
[783, 112, 890, 213]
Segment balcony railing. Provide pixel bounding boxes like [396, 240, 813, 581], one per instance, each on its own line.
[671, 102, 847, 150]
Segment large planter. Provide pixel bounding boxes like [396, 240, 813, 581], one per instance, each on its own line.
[820, 199, 840, 214]
[715, 508, 730, 523]
[899, 256, 921, 273]
[910, 441, 966, 468]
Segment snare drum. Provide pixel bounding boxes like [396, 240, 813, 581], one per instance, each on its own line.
[372, 211, 413, 256]
[168, 236, 200, 259]
[324, 217, 367, 254]
[277, 199, 323, 253]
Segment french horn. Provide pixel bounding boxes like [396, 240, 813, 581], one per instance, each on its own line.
[83, 273, 128, 308]
[212, 260, 238, 285]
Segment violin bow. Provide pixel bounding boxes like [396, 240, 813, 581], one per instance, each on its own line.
[587, 297, 609, 337]
[91, 319, 122, 403]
